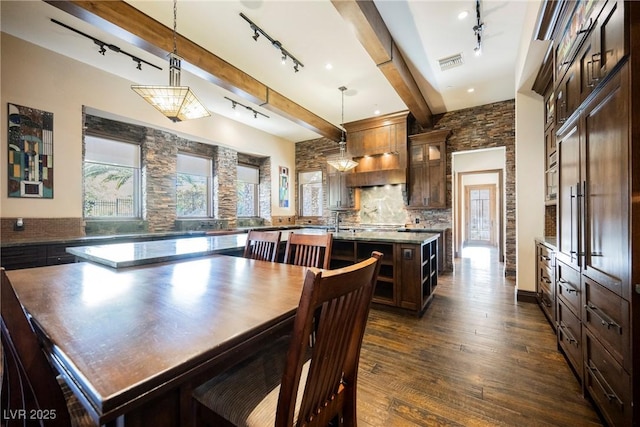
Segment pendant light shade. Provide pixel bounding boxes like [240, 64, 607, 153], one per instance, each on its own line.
[131, 0, 210, 122]
[327, 86, 358, 172]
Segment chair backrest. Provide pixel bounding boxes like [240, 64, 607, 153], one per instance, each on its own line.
[243, 230, 281, 262]
[276, 251, 382, 427]
[283, 232, 333, 269]
[1, 268, 73, 427]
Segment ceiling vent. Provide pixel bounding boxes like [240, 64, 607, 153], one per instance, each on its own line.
[438, 53, 464, 71]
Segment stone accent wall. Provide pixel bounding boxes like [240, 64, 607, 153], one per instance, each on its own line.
[416, 99, 517, 276]
[142, 128, 179, 233]
[214, 146, 238, 228]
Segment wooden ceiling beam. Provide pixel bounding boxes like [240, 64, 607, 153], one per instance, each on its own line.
[331, 0, 432, 128]
[46, 0, 342, 141]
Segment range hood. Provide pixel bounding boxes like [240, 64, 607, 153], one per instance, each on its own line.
[345, 169, 406, 187]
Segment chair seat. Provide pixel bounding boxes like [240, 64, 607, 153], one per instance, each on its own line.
[193, 336, 309, 427]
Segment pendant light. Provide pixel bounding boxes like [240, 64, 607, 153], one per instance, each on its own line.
[327, 86, 358, 172]
[131, 0, 210, 122]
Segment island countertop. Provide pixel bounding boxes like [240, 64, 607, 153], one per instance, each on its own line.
[67, 228, 439, 268]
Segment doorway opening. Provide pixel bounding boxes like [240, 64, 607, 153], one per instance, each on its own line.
[452, 148, 505, 264]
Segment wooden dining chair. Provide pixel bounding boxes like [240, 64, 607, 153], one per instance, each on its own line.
[243, 230, 282, 262]
[1, 268, 94, 427]
[283, 232, 333, 269]
[192, 251, 383, 427]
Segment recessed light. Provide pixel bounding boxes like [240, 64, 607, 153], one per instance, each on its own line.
[374, 109, 381, 115]
[458, 10, 469, 20]
[467, 88, 475, 93]
[325, 63, 333, 70]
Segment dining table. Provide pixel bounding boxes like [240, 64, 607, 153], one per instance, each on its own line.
[5, 254, 308, 426]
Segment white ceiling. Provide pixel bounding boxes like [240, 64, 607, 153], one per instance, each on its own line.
[1, 0, 538, 143]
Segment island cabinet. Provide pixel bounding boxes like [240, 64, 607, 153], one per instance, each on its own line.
[330, 236, 438, 316]
[533, 0, 635, 424]
[407, 129, 451, 209]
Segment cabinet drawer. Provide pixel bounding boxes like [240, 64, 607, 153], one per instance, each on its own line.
[538, 278, 554, 327]
[557, 299, 582, 380]
[584, 329, 631, 427]
[556, 261, 581, 316]
[537, 244, 554, 269]
[582, 276, 630, 371]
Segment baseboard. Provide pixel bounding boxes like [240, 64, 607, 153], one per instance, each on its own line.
[517, 290, 538, 304]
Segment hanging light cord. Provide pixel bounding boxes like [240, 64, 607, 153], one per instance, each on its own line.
[173, 0, 178, 55]
[340, 86, 346, 144]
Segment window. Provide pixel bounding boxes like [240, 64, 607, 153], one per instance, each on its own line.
[298, 170, 323, 217]
[84, 136, 140, 218]
[237, 164, 259, 217]
[176, 153, 211, 217]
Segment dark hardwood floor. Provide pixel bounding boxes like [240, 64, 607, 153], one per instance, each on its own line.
[357, 246, 604, 426]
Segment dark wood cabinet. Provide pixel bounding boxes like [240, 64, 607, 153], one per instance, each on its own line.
[407, 129, 450, 209]
[327, 171, 358, 210]
[536, 241, 556, 328]
[534, 1, 636, 423]
[345, 112, 409, 158]
[330, 236, 438, 316]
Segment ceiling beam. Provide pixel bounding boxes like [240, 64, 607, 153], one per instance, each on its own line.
[332, 0, 432, 128]
[46, 0, 342, 141]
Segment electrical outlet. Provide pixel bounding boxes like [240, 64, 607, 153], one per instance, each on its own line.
[415, 217, 420, 224]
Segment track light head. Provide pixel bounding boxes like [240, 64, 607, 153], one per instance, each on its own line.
[294, 62, 300, 72]
[252, 28, 259, 41]
[281, 53, 287, 64]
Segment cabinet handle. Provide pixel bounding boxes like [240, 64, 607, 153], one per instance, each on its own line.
[586, 363, 624, 408]
[591, 252, 603, 257]
[559, 321, 578, 346]
[542, 276, 552, 284]
[585, 303, 622, 334]
[591, 52, 601, 83]
[558, 278, 577, 294]
[540, 255, 551, 261]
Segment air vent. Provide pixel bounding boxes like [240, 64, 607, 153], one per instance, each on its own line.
[438, 53, 464, 71]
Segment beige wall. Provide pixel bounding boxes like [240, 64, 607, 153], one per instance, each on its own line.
[1, 34, 296, 219]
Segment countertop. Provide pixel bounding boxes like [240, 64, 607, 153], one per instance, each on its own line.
[536, 236, 557, 249]
[67, 228, 439, 268]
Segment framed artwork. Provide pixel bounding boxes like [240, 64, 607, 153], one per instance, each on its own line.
[7, 103, 54, 198]
[279, 166, 289, 208]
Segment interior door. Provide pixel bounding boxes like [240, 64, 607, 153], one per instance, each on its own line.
[465, 184, 496, 246]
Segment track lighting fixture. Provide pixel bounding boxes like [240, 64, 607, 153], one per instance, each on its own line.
[240, 12, 304, 73]
[224, 97, 269, 119]
[131, 0, 210, 122]
[51, 19, 161, 71]
[473, 0, 484, 56]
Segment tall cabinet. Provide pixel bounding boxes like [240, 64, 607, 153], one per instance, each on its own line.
[535, 1, 638, 425]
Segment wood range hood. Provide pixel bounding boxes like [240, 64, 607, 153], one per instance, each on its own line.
[343, 111, 409, 187]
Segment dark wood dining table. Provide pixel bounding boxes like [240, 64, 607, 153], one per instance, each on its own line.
[6, 255, 308, 426]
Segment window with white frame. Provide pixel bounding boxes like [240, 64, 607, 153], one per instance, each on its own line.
[298, 170, 323, 217]
[237, 164, 259, 217]
[176, 153, 212, 217]
[84, 136, 141, 218]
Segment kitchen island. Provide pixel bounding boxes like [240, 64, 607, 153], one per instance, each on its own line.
[68, 228, 439, 316]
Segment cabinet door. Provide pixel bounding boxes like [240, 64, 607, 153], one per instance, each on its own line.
[582, 64, 629, 296]
[557, 118, 581, 268]
[427, 144, 445, 207]
[594, 0, 625, 83]
[408, 163, 426, 207]
[328, 172, 355, 210]
[556, 61, 580, 126]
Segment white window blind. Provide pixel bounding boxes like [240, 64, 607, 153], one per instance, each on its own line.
[85, 136, 139, 167]
[177, 153, 210, 176]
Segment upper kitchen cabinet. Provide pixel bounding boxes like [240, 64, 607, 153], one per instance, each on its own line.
[345, 112, 409, 158]
[343, 112, 410, 188]
[327, 170, 359, 210]
[407, 129, 451, 209]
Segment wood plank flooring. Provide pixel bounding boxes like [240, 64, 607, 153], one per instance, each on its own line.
[357, 246, 604, 427]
